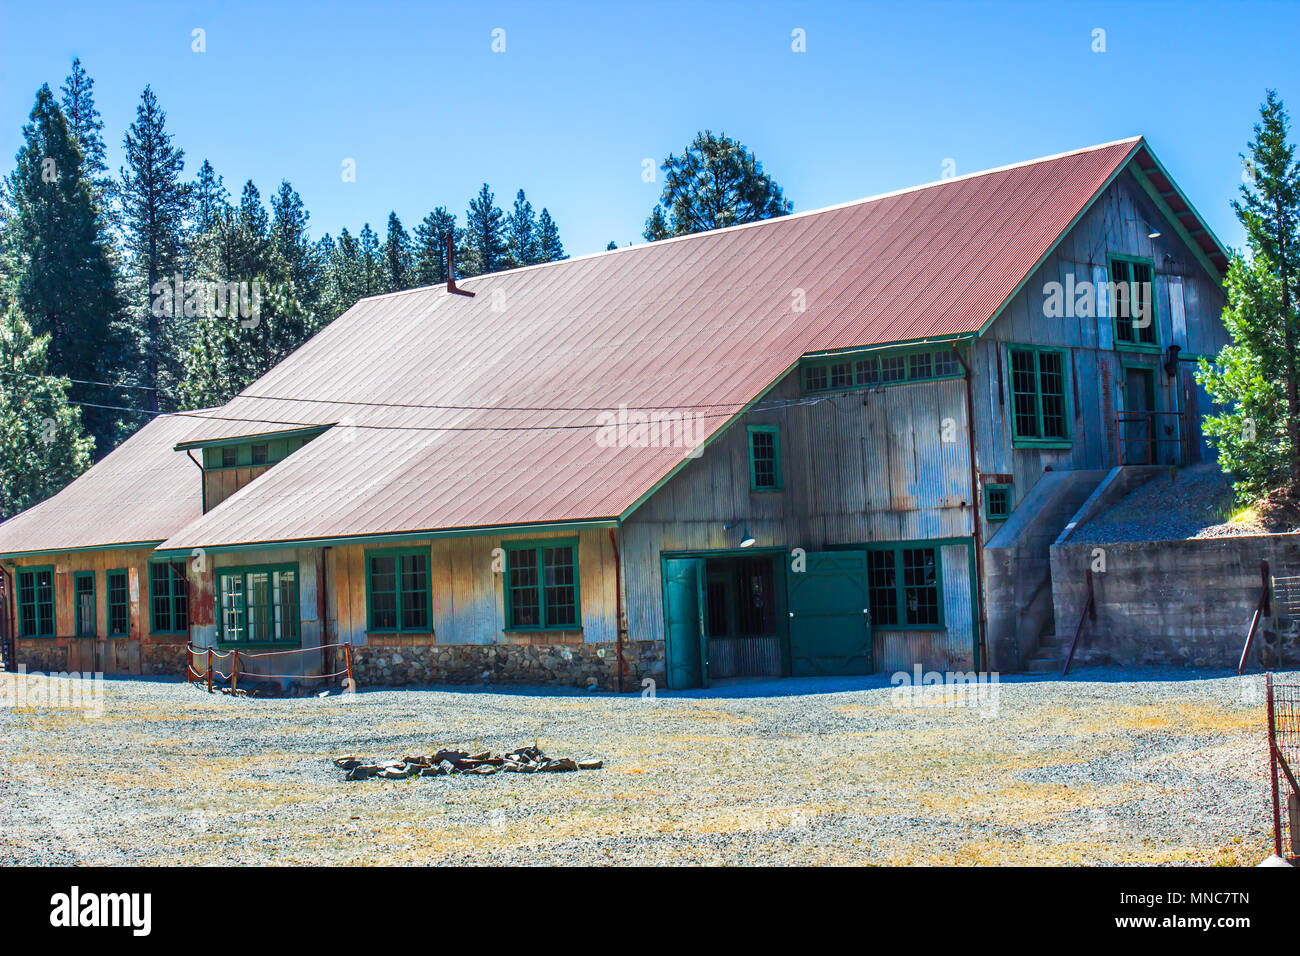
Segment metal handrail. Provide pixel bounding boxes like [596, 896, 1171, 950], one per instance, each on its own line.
[1238, 560, 1272, 674]
[1113, 409, 1187, 466]
[1062, 569, 1095, 676]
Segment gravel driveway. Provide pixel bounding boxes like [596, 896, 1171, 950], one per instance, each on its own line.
[0, 668, 1286, 865]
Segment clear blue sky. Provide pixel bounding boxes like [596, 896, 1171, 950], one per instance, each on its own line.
[1, 0, 1296, 257]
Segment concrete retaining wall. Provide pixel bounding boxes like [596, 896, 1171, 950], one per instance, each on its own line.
[1050, 533, 1300, 668]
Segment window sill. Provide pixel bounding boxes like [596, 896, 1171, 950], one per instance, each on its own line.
[503, 627, 584, 634]
[216, 641, 302, 650]
[1011, 439, 1072, 450]
[1114, 343, 1162, 354]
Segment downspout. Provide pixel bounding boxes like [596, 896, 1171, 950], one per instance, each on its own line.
[319, 547, 332, 681]
[0, 564, 13, 670]
[186, 449, 207, 514]
[609, 525, 625, 693]
[951, 342, 989, 671]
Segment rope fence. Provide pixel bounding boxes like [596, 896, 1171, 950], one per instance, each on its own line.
[186, 641, 355, 695]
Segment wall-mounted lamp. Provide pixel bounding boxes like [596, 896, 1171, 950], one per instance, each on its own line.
[1147, 228, 1162, 239]
[723, 521, 756, 548]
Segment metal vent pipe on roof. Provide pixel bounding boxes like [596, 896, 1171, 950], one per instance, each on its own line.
[446, 232, 474, 297]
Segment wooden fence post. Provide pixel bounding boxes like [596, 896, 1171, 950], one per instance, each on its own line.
[206, 648, 213, 694]
[231, 649, 239, 695]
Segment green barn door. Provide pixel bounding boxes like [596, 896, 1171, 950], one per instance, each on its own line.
[786, 551, 872, 676]
[663, 557, 708, 689]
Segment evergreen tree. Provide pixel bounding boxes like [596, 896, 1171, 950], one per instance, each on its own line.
[535, 208, 566, 262]
[6, 85, 124, 449]
[382, 211, 412, 290]
[231, 180, 270, 278]
[606, 241, 618, 251]
[59, 58, 112, 205]
[464, 183, 507, 275]
[120, 85, 190, 413]
[505, 189, 538, 267]
[270, 179, 319, 308]
[191, 160, 229, 236]
[0, 299, 94, 518]
[643, 204, 670, 242]
[358, 222, 384, 295]
[413, 207, 458, 285]
[1200, 91, 1300, 499]
[647, 130, 791, 238]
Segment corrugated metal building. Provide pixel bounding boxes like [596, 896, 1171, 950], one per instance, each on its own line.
[0, 137, 1231, 688]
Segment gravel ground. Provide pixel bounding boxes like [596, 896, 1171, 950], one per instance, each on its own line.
[1071, 464, 1239, 543]
[0, 668, 1287, 866]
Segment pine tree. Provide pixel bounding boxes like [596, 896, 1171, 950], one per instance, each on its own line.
[59, 58, 112, 205]
[413, 207, 458, 285]
[382, 212, 412, 291]
[535, 208, 566, 262]
[231, 180, 270, 278]
[271, 180, 319, 309]
[505, 189, 538, 267]
[649, 130, 791, 238]
[643, 204, 670, 242]
[120, 85, 190, 412]
[0, 299, 94, 517]
[464, 183, 507, 275]
[1199, 91, 1300, 499]
[6, 85, 124, 449]
[358, 223, 384, 295]
[191, 160, 230, 236]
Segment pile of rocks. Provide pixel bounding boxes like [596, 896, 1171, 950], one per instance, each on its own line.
[334, 746, 602, 781]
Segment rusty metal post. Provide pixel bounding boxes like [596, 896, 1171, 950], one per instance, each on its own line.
[206, 648, 213, 694]
[231, 649, 239, 695]
[1262, 559, 1272, 616]
[1268, 673, 1282, 859]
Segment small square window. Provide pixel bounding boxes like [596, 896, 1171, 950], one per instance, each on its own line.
[933, 350, 960, 377]
[804, 365, 828, 392]
[829, 362, 852, 389]
[881, 355, 906, 383]
[908, 353, 932, 380]
[221, 446, 236, 468]
[985, 483, 1012, 521]
[251, 443, 268, 465]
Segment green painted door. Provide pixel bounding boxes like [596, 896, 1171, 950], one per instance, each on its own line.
[786, 551, 872, 676]
[663, 557, 708, 689]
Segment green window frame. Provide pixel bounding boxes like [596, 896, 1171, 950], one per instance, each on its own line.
[149, 560, 189, 634]
[365, 548, 431, 632]
[1107, 254, 1159, 350]
[107, 568, 130, 637]
[747, 425, 782, 491]
[864, 543, 944, 630]
[217, 563, 301, 646]
[74, 571, 96, 638]
[17, 566, 56, 638]
[504, 539, 580, 631]
[802, 345, 965, 395]
[1007, 345, 1071, 447]
[984, 483, 1012, 521]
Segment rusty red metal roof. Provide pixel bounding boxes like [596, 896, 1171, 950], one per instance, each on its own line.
[0, 412, 204, 555]
[4, 137, 1192, 556]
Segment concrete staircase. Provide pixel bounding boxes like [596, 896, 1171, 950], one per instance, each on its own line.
[1023, 633, 1065, 673]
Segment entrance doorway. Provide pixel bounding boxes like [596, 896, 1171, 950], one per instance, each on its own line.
[1122, 365, 1156, 464]
[662, 549, 873, 689]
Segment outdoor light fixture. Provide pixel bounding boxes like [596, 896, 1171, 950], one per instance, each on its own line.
[723, 521, 757, 548]
[1147, 227, 1161, 238]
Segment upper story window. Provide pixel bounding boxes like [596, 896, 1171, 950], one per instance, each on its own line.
[1008, 345, 1070, 446]
[1108, 254, 1158, 348]
[149, 560, 189, 634]
[802, 345, 963, 395]
[366, 549, 430, 632]
[17, 566, 55, 638]
[251, 443, 269, 465]
[747, 425, 782, 491]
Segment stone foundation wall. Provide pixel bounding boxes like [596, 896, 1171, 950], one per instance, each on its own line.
[14, 640, 68, 673]
[352, 639, 665, 691]
[141, 642, 187, 676]
[10, 639, 187, 677]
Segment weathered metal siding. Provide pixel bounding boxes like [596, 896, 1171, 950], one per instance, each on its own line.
[622, 371, 976, 659]
[326, 526, 619, 649]
[974, 169, 1229, 518]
